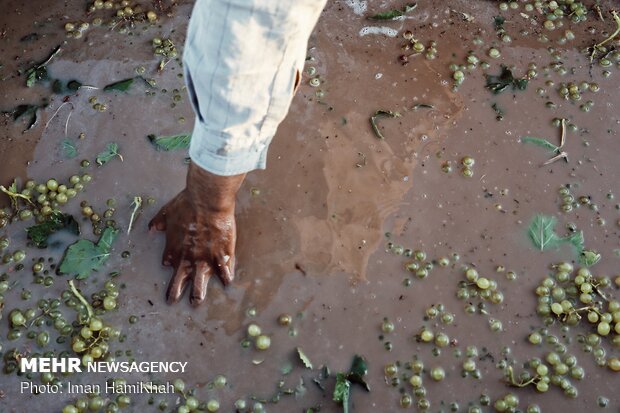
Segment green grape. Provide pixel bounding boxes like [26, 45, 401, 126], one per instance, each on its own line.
[173, 378, 185, 392]
[103, 296, 116, 311]
[185, 397, 199, 410]
[10, 310, 26, 327]
[430, 366, 445, 381]
[247, 323, 261, 337]
[206, 400, 220, 412]
[256, 335, 271, 350]
[409, 375, 422, 387]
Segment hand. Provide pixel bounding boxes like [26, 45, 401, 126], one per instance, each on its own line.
[149, 163, 246, 306]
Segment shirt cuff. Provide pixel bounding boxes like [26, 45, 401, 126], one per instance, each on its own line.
[189, 118, 270, 176]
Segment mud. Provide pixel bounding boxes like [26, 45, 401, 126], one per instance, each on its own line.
[0, 0, 619, 412]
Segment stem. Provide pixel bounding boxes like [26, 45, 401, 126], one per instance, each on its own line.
[127, 196, 142, 235]
[559, 118, 567, 148]
[69, 280, 93, 320]
[0, 185, 34, 208]
[590, 10, 620, 60]
[543, 151, 568, 165]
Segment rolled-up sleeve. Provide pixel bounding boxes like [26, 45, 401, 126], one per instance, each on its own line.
[183, 0, 326, 176]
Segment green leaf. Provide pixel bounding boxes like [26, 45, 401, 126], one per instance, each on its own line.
[6, 103, 47, 131]
[24, 45, 61, 87]
[147, 133, 191, 151]
[527, 215, 562, 251]
[26, 212, 79, 248]
[103, 78, 135, 92]
[333, 373, 350, 413]
[485, 66, 528, 94]
[280, 361, 293, 376]
[96, 143, 123, 166]
[527, 215, 587, 258]
[294, 377, 307, 399]
[61, 138, 78, 159]
[313, 365, 330, 391]
[67, 80, 82, 91]
[521, 136, 560, 152]
[368, 3, 417, 20]
[370, 110, 401, 139]
[565, 231, 584, 254]
[579, 250, 601, 267]
[494, 15, 506, 30]
[58, 227, 119, 279]
[297, 347, 314, 370]
[347, 354, 370, 391]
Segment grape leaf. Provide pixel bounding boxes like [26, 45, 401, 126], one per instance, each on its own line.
[26, 212, 80, 248]
[297, 347, 314, 370]
[579, 249, 601, 267]
[521, 136, 560, 153]
[96, 143, 123, 166]
[485, 66, 528, 94]
[60, 138, 78, 159]
[368, 3, 417, 20]
[58, 227, 119, 279]
[528, 215, 561, 251]
[24, 45, 61, 87]
[103, 78, 135, 92]
[347, 354, 370, 391]
[333, 373, 350, 413]
[147, 133, 191, 151]
[527, 215, 586, 257]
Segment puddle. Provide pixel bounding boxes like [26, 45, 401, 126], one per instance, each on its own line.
[0, 0, 619, 412]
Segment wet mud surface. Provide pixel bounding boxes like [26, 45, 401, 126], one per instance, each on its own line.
[0, 0, 619, 412]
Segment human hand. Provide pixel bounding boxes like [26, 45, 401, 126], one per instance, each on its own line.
[149, 163, 246, 306]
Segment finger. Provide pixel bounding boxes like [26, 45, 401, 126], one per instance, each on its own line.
[216, 254, 235, 286]
[166, 259, 191, 304]
[162, 244, 174, 267]
[189, 261, 212, 307]
[148, 208, 167, 232]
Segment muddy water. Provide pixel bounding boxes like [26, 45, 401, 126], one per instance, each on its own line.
[1, 0, 620, 412]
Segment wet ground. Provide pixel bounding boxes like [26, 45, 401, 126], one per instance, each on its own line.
[0, 0, 619, 412]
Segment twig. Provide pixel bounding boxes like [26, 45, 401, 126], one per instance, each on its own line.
[370, 110, 401, 139]
[65, 110, 73, 136]
[590, 10, 620, 61]
[127, 196, 143, 235]
[68, 280, 94, 320]
[0, 185, 34, 209]
[594, 4, 605, 21]
[543, 151, 568, 165]
[44, 101, 73, 129]
[559, 118, 566, 148]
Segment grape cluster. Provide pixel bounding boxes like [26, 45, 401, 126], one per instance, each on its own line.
[457, 267, 505, 315]
[535, 264, 620, 361]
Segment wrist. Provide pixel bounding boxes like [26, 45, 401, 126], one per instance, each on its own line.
[186, 162, 246, 212]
